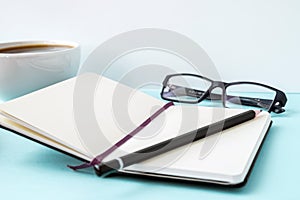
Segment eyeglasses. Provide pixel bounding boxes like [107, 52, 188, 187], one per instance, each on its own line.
[161, 73, 287, 114]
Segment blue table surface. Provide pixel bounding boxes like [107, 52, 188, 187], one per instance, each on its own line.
[0, 93, 299, 200]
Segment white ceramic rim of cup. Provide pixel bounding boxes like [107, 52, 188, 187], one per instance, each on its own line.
[0, 40, 79, 57]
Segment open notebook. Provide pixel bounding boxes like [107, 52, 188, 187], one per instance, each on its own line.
[0, 73, 271, 186]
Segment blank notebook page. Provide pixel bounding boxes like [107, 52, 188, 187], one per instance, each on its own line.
[122, 107, 270, 184]
[0, 73, 166, 159]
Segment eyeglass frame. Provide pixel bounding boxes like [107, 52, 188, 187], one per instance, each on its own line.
[160, 73, 287, 114]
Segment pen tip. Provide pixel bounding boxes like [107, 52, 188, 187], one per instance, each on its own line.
[255, 110, 262, 116]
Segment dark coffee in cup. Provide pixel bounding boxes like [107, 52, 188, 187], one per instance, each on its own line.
[0, 44, 73, 54]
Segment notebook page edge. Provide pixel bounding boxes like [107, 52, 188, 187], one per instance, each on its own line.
[0, 110, 92, 158]
[0, 114, 92, 161]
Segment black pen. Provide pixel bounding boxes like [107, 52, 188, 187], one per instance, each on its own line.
[94, 110, 261, 176]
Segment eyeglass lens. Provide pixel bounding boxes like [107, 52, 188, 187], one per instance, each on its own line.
[225, 84, 276, 111]
[162, 75, 212, 103]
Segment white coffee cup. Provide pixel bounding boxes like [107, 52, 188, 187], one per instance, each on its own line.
[0, 40, 80, 101]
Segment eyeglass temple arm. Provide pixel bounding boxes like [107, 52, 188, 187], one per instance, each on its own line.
[166, 84, 284, 113]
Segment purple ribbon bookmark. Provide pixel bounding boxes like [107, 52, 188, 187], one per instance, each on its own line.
[68, 102, 174, 170]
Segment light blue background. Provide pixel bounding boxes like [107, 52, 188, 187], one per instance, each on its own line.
[1, 0, 300, 92]
[1, 1, 299, 198]
[0, 93, 299, 200]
